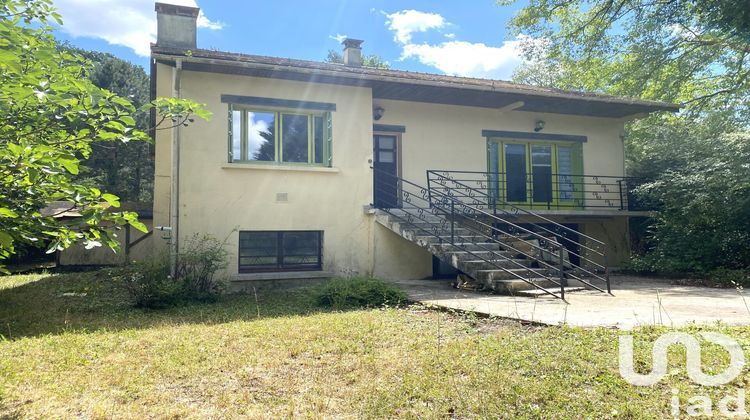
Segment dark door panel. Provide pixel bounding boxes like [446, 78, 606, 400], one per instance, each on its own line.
[373, 134, 399, 208]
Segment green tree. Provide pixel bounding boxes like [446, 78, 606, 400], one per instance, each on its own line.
[60, 43, 154, 202]
[504, 0, 750, 272]
[636, 132, 750, 271]
[504, 0, 750, 120]
[325, 49, 390, 69]
[0, 0, 210, 271]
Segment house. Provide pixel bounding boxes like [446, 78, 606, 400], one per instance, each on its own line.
[150, 3, 678, 297]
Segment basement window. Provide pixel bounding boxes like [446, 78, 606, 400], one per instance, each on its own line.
[239, 231, 323, 273]
[229, 107, 332, 166]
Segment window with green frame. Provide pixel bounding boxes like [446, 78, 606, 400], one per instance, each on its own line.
[487, 139, 584, 207]
[229, 106, 332, 166]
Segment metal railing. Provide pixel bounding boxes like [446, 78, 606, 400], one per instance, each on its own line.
[426, 170, 612, 293]
[372, 168, 567, 299]
[373, 168, 613, 299]
[425, 170, 642, 211]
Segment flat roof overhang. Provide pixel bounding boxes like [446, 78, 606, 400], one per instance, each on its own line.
[151, 47, 680, 119]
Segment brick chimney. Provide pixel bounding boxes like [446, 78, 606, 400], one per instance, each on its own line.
[155, 2, 199, 49]
[342, 38, 364, 67]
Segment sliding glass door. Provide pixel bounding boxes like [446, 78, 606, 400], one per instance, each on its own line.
[488, 139, 583, 209]
[531, 145, 553, 203]
[504, 143, 528, 203]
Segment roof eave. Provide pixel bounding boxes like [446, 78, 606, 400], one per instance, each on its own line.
[150, 47, 681, 115]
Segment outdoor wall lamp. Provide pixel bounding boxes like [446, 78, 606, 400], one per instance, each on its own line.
[373, 106, 385, 120]
[534, 120, 545, 132]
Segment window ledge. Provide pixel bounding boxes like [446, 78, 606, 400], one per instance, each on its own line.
[232, 271, 334, 282]
[222, 163, 340, 173]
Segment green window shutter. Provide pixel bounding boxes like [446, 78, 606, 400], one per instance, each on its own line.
[325, 111, 333, 167]
[571, 142, 584, 208]
[227, 104, 233, 163]
[487, 140, 499, 205]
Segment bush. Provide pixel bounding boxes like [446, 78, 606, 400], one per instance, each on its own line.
[630, 132, 750, 273]
[175, 234, 228, 301]
[708, 268, 750, 288]
[313, 277, 408, 310]
[621, 254, 661, 275]
[115, 257, 179, 309]
[115, 233, 228, 308]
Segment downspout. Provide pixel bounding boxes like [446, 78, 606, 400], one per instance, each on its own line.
[170, 59, 182, 276]
[620, 126, 631, 264]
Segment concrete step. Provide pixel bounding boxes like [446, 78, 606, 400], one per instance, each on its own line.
[448, 250, 516, 260]
[385, 210, 443, 221]
[405, 221, 485, 233]
[414, 234, 490, 244]
[435, 242, 504, 252]
[389, 222, 477, 237]
[492, 278, 561, 294]
[459, 258, 534, 271]
[515, 286, 586, 297]
[474, 267, 555, 282]
[492, 278, 560, 296]
[404, 225, 475, 234]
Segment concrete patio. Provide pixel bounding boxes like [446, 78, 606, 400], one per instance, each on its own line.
[394, 275, 750, 329]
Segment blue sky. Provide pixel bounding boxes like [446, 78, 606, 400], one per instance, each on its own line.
[51, 0, 532, 80]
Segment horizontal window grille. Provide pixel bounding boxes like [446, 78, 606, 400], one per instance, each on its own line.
[239, 231, 322, 273]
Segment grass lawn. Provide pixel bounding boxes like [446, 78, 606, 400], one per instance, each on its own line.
[1, 271, 749, 418]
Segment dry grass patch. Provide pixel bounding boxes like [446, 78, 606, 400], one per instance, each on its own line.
[1, 271, 749, 418]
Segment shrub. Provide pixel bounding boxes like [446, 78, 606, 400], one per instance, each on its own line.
[708, 268, 750, 288]
[313, 277, 408, 310]
[621, 254, 660, 275]
[115, 257, 179, 309]
[175, 233, 228, 301]
[115, 233, 228, 308]
[631, 132, 750, 273]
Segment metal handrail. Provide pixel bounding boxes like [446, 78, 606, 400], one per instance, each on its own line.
[372, 177, 568, 299]
[428, 170, 607, 249]
[422, 177, 609, 291]
[427, 169, 639, 211]
[374, 168, 615, 297]
[428, 182, 606, 260]
[426, 170, 611, 293]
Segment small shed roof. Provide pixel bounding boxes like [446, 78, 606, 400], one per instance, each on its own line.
[40, 201, 153, 219]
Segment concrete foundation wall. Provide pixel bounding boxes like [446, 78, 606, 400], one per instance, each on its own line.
[372, 223, 432, 280]
[580, 217, 630, 268]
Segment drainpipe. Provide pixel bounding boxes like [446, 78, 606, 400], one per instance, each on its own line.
[170, 58, 182, 277]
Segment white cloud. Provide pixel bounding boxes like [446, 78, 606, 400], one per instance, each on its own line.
[385, 9, 445, 44]
[401, 40, 525, 79]
[329, 33, 348, 43]
[52, 0, 223, 57]
[384, 9, 534, 80]
[197, 11, 224, 31]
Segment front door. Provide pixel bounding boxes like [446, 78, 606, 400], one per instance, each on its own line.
[373, 134, 399, 208]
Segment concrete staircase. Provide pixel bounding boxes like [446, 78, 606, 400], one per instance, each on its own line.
[376, 209, 570, 295]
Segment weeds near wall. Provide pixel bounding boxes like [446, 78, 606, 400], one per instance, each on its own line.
[115, 257, 177, 308]
[175, 233, 228, 300]
[313, 277, 407, 310]
[115, 233, 228, 308]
